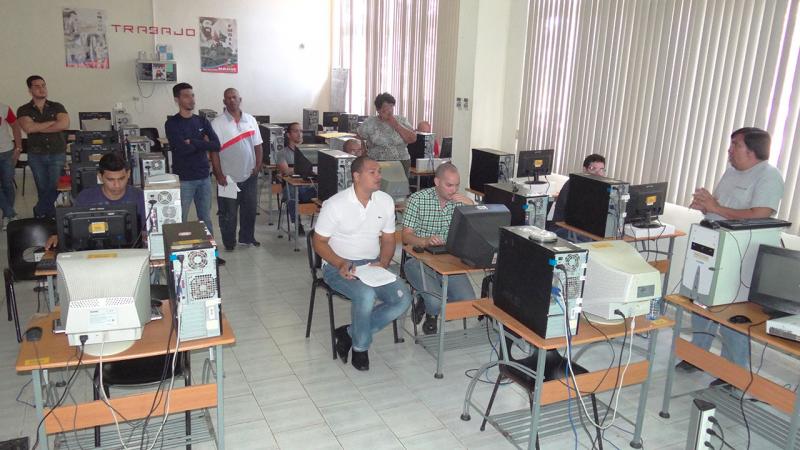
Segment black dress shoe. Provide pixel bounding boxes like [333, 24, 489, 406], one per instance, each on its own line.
[298, 223, 306, 236]
[709, 378, 732, 389]
[334, 325, 352, 363]
[412, 295, 425, 325]
[422, 314, 438, 335]
[351, 350, 369, 371]
[675, 360, 699, 373]
[217, 257, 226, 266]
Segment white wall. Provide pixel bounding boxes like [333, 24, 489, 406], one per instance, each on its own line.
[0, 0, 331, 136]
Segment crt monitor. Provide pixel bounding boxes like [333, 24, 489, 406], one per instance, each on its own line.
[322, 112, 341, 127]
[625, 182, 668, 228]
[293, 145, 325, 179]
[749, 245, 800, 317]
[378, 161, 410, 201]
[446, 204, 511, 268]
[56, 203, 139, 251]
[517, 149, 554, 184]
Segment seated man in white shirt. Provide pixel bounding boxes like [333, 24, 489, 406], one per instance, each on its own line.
[312, 156, 411, 371]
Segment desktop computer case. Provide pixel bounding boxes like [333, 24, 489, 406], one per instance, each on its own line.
[484, 183, 549, 229]
[408, 132, 435, 165]
[144, 175, 182, 260]
[139, 152, 167, 187]
[303, 108, 319, 131]
[565, 173, 629, 238]
[163, 222, 221, 341]
[469, 148, 515, 192]
[317, 150, 355, 201]
[494, 226, 587, 338]
[337, 114, 359, 133]
[260, 124, 285, 164]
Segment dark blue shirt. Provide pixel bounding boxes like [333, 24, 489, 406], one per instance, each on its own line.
[164, 114, 220, 181]
[75, 185, 146, 231]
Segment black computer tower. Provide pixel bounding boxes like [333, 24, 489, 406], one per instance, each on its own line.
[259, 124, 284, 165]
[163, 222, 221, 341]
[469, 148, 515, 193]
[407, 133, 435, 166]
[317, 150, 356, 202]
[494, 226, 588, 339]
[483, 183, 549, 229]
[565, 173, 630, 238]
[337, 114, 359, 133]
[303, 109, 319, 131]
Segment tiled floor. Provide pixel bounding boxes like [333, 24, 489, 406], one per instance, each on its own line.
[1, 175, 797, 449]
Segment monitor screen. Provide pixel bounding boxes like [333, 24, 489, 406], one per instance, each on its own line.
[516, 149, 554, 183]
[322, 112, 342, 127]
[625, 182, 668, 227]
[446, 204, 511, 268]
[749, 245, 800, 316]
[56, 203, 139, 252]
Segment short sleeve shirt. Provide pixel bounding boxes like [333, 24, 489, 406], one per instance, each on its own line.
[314, 187, 396, 262]
[357, 115, 413, 161]
[211, 110, 263, 183]
[16, 100, 68, 155]
[276, 145, 297, 166]
[401, 187, 463, 241]
[707, 161, 784, 221]
[0, 103, 17, 153]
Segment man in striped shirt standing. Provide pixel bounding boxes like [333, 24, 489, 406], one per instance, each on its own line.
[211, 88, 263, 251]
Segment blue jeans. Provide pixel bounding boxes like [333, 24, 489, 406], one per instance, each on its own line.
[0, 151, 17, 218]
[688, 313, 750, 368]
[180, 177, 214, 236]
[322, 260, 411, 351]
[217, 174, 257, 249]
[404, 256, 476, 316]
[286, 185, 317, 223]
[28, 152, 65, 218]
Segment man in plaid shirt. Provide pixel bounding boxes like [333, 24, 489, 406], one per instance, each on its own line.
[401, 163, 477, 334]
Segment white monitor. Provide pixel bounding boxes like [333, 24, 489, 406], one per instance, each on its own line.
[575, 240, 661, 322]
[378, 161, 409, 201]
[58, 249, 152, 356]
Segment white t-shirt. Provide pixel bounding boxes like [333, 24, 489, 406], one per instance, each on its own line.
[211, 109, 263, 182]
[315, 186, 396, 262]
[0, 103, 17, 153]
[707, 161, 784, 220]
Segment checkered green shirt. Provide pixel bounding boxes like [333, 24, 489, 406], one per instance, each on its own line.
[401, 188, 462, 240]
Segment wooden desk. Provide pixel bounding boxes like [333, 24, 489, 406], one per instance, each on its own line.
[409, 167, 434, 191]
[285, 177, 318, 252]
[402, 244, 490, 378]
[465, 300, 673, 449]
[318, 131, 356, 140]
[660, 295, 800, 448]
[16, 303, 235, 449]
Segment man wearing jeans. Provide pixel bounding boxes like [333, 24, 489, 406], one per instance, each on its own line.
[0, 101, 22, 229]
[16, 75, 70, 218]
[678, 127, 784, 382]
[313, 156, 411, 371]
[276, 122, 316, 236]
[211, 88, 263, 251]
[165, 82, 224, 264]
[402, 163, 476, 335]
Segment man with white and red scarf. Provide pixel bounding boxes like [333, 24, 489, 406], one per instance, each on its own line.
[210, 88, 263, 251]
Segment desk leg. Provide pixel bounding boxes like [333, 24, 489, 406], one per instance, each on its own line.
[660, 237, 677, 315]
[267, 170, 274, 225]
[527, 347, 547, 450]
[46, 275, 56, 311]
[659, 304, 683, 419]
[435, 274, 448, 379]
[631, 328, 659, 448]
[293, 184, 300, 252]
[215, 344, 225, 449]
[32, 369, 47, 449]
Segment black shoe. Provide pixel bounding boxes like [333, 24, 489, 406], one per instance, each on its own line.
[225, 246, 235, 252]
[422, 315, 438, 335]
[675, 360, 699, 373]
[334, 325, 352, 363]
[412, 295, 426, 325]
[239, 240, 261, 247]
[351, 350, 369, 371]
[298, 223, 306, 236]
[217, 257, 226, 266]
[709, 378, 731, 389]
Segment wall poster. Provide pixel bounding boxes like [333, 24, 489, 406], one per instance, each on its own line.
[63, 8, 109, 69]
[199, 17, 238, 73]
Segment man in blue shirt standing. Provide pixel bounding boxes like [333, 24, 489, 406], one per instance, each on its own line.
[165, 82, 225, 264]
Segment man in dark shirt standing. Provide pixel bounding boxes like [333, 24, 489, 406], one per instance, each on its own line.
[164, 82, 224, 263]
[16, 75, 70, 218]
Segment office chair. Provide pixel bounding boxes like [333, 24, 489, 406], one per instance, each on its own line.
[276, 184, 317, 241]
[480, 337, 603, 449]
[15, 139, 29, 196]
[304, 230, 402, 359]
[4, 218, 56, 342]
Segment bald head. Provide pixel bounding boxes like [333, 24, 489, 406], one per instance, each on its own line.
[417, 121, 432, 133]
[343, 138, 364, 157]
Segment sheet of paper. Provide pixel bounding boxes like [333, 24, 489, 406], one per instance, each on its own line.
[354, 264, 397, 287]
[217, 175, 240, 199]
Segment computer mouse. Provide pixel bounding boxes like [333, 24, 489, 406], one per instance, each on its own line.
[25, 326, 43, 342]
[729, 315, 752, 324]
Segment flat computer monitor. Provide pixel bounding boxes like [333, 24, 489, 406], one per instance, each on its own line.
[58, 248, 151, 356]
[440, 137, 453, 158]
[322, 112, 341, 127]
[378, 161, 409, 201]
[56, 203, 139, 252]
[625, 182, 668, 228]
[517, 149, 554, 184]
[293, 147, 320, 179]
[749, 245, 800, 317]
[446, 204, 511, 268]
[71, 162, 99, 197]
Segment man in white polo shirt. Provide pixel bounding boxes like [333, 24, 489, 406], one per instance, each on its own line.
[313, 156, 411, 371]
[211, 88, 263, 251]
[0, 101, 22, 229]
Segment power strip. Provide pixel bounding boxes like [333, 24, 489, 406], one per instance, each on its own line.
[686, 398, 716, 450]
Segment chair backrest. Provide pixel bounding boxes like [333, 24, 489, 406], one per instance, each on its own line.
[6, 218, 56, 280]
[306, 229, 324, 281]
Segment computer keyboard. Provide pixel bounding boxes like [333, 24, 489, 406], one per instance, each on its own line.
[717, 218, 792, 231]
[36, 259, 57, 272]
[425, 245, 448, 255]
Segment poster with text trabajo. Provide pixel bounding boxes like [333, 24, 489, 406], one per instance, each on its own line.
[199, 17, 238, 73]
[63, 8, 109, 69]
